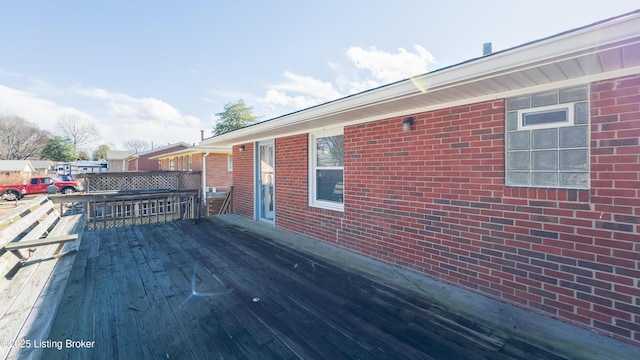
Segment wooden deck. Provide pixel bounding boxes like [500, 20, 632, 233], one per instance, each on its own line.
[29, 218, 575, 360]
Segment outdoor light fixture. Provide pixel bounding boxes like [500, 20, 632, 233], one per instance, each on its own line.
[402, 117, 414, 132]
[239, 145, 245, 152]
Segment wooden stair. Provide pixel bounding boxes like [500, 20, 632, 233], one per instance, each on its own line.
[207, 188, 232, 215]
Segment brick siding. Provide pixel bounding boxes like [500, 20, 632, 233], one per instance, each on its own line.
[205, 153, 232, 190]
[131, 145, 188, 171]
[275, 135, 344, 241]
[233, 74, 640, 345]
[192, 154, 203, 171]
[232, 143, 255, 219]
[158, 152, 230, 189]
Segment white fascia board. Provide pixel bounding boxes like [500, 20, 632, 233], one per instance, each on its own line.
[419, 12, 640, 87]
[340, 65, 640, 127]
[200, 12, 640, 147]
[149, 146, 232, 159]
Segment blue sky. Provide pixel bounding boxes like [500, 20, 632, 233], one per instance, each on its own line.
[0, 1, 638, 151]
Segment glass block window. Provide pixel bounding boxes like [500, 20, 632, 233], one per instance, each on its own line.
[505, 85, 589, 189]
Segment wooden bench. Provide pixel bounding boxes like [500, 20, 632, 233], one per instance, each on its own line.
[4, 234, 78, 262]
[0, 195, 85, 359]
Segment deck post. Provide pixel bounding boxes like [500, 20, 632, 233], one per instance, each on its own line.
[102, 200, 107, 229]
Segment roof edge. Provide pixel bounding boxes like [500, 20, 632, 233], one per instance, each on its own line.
[200, 9, 640, 147]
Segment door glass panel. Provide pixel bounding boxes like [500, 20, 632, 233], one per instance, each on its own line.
[259, 143, 274, 221]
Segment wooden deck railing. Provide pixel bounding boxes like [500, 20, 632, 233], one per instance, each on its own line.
[50, 189, 201, 230]
[81, 171, 201, 193]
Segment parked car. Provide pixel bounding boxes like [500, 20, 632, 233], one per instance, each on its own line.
[0, 176, 84, 201]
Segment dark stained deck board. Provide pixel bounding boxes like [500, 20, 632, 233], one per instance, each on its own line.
[183, 222, 498, 358]
[146, 227, 252, 359]
[202, 223, 510, 359]
[142, 222, 298, 360]
[127, 227, 194, 358]
[177, 228, 371, 359]
[42, 219, 571, 360]
[180, 223, 427, 359]
[112, 226, 167, 359]
[93, 230, 120, 360]
[176, 223, 375, 359]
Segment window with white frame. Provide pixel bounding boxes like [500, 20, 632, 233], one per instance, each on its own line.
[169, 159, 175, 171]
[309, 129, 344, 211]
[188, 155, 193, 171]
[505, 85, 589, 189]
[227, 154, 233, 171]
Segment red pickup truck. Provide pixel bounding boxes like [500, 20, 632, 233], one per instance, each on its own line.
[0, 176, 84, 201]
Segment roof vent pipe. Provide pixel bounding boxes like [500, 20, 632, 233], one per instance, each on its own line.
[483, 42, 492, 56]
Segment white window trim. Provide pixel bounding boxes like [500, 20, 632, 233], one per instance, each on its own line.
[309, 128, 344, 212]
[508, 98, 589, 189]
[227, 154, 233, 171]
[517, 104, 574, 130]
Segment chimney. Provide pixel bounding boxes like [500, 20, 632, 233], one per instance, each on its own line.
[483, 42, 492, 56]
[200, 129, 205, 141]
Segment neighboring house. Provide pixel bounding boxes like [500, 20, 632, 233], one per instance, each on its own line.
[0, 160, 35, 183]
[200, 12, 640, 346]
[150, 146, 233, 192]
[124, 143, 190, 172]
[106, 150, 134, 172]
[29, 160, 54, 176]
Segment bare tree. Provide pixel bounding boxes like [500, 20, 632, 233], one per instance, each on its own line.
[0, 115, 51, 159]
[123, 139, 150, 154]
[56, 114, 99, 150]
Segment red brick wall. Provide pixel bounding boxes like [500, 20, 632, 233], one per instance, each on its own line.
[275, 135, 344, 241]
[205, 153, 232, 190]
[585, 75, 640, 342]
[336, 75, 640, 344]
[135, 145, 188, 171]
[340, 99, 507, 274]
[192, 154, 203, 171]
[155, 152, 230, 189]
[232, 143, 254, 219]
[137, 154, 160, 171]
[230, 74, 640, 345]
[127, 159, 137, 171]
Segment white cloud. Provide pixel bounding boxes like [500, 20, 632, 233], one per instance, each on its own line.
[254, 45, 437, 116]
[0, 82, 204, 150]
[273, 72, 341, 99]
[259, 71, 343, 110]
[76, 87, 197, 125]
[0, 85, 90, 129]
[73, 87, 203, 146]
[346, 45, 436, 87]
